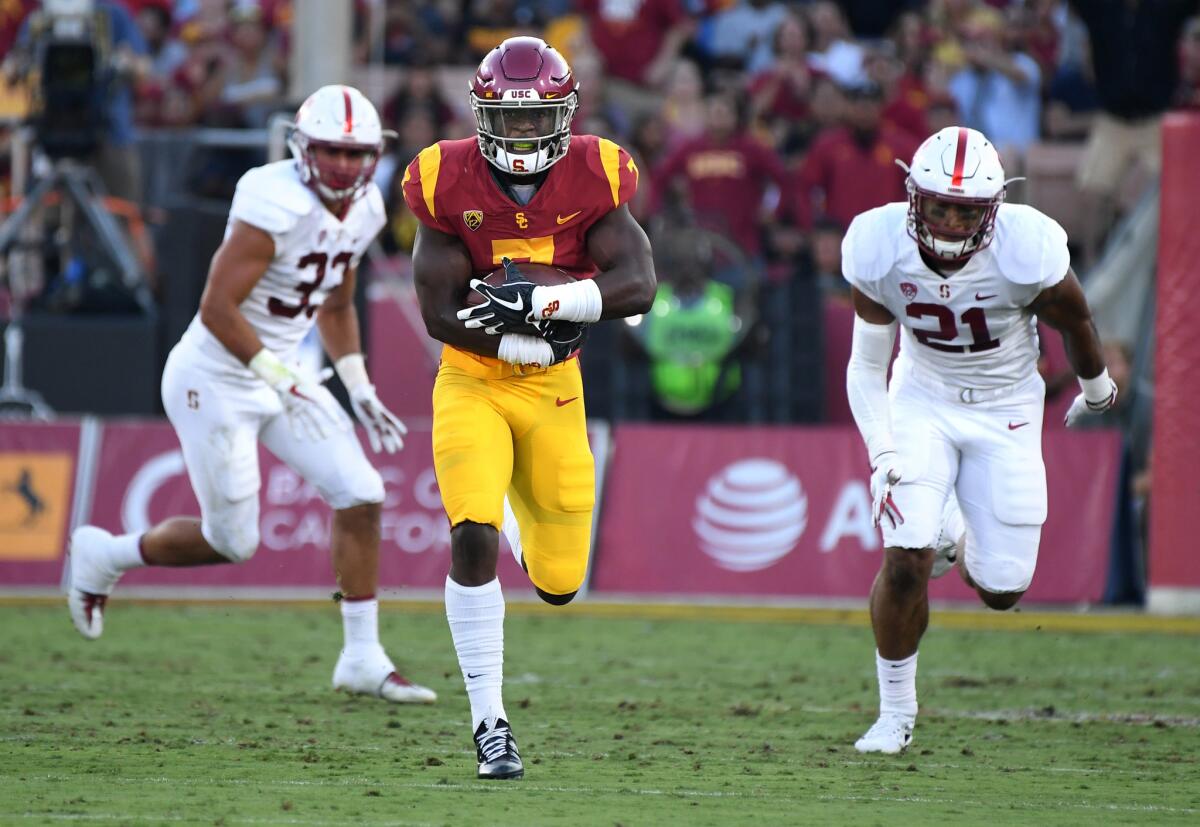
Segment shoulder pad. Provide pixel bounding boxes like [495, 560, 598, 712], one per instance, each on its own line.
[841, 203, 907, 286]
[991, 204, 1070, 286]
[402, 140, 470, 227]
[230, 162, 313, 237]
[235, 161, 313, 216]
[580, 134, 638, 209]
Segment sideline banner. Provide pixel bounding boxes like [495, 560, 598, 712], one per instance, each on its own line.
[593, 425, 1121, 603]
[0, 422, 81, 587]
[89, 421, 533, 593]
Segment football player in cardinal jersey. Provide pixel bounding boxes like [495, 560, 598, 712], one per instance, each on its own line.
[403, 36, 655, 779]
[66, 85, 435, 705]
[843, 126, 1117, 754]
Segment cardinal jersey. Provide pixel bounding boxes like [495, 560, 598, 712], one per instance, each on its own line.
[842, 202, 1069, 389]
[400, 135, 637, 597]
[402, 134, 637, 372]
[179, 160, 386, 376]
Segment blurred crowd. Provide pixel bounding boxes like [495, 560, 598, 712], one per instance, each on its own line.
[1, 0, 1198, 428]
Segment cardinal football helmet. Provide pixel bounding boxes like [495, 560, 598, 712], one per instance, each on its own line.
[470, 36, 579, 175]
[288, 85, 392, 206]
[901, 126, 1008, 264]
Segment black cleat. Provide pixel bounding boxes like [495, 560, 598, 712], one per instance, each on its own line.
[474, 716, 524, 780]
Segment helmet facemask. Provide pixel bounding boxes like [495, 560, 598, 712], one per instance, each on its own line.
[905, 177, 1004, 265]
[470, 94, 577, 175]
[289, 130, 382, 208]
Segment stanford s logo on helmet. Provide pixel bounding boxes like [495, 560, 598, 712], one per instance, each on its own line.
[288, 85, 393, 206]
[470, 36, 579, 175]
[900, 126, 1011, 264]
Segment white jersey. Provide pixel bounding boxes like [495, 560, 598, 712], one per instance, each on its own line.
[842, 202, 1069, 389]
[179, 160, 386, 376]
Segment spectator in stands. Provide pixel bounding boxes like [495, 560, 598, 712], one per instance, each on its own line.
[880, 11, 948, 141]
[578, 0, 695, 120]
[784, 80, 918, 233]
[748, 11, 816, 153]
[1068, 0, 1200, 265]
[132, 0, 191, 127]
[381, 66, 457, 137]
[650, 92, 787, 275]
[632, 228, 753, 421]
[659, 59, 708, 149]
[381, 0, 454, 65]
[702, 0, 788, 74]
[1174, 15, 1200, 110]
[947, 5, 1042, 157]
[1042, 3, 1098, 141]
[202, 1, 286, 128]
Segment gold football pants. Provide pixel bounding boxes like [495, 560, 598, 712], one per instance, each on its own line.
[432, 350, 595, 596]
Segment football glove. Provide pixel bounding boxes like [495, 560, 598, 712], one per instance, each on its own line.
[457, 257, 540, 335]
[1064, 376, 1118, 427]
[537, 319, 588, 364]
[869, 451, 905, 530]
[250, 350, 348, 443]
[348, 384, 407, 454]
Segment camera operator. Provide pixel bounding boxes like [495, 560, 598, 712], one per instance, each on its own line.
[3, 0, 150, 204]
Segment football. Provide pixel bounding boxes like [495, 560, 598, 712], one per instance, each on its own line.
[465, 262, 577, 306]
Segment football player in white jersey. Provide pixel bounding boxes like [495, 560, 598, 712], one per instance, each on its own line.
[843, 126, 1117, 753]
[66, 85, 436, 705]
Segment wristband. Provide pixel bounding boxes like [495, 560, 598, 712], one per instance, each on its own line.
[498, 334, 553, 367]
[248, 348, 291, 388]
[1078, 368, 1113, 404]
[530, 279, 602, 323]
[334, 353, 370, 392]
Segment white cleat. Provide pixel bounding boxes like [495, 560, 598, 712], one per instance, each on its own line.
[333, 646, 437, 704]
[66, 526, 124, 640]
[855, 712, 915, 754]
[931, 500, 964, 579]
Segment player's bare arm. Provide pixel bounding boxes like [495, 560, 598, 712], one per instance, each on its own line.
[197, 219, 275, 364]
[1029, 268, 1118, 423]
[315, 266, 364, 362]
[851, 285, 896, 325]
[1028, 268, 1105, 379]
[584, 203, 657, 319]
[412, 223, 503, 358]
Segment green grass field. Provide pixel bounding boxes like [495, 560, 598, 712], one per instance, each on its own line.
[1, 600, 1198, 826]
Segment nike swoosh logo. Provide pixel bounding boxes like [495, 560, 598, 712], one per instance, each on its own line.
[556, 211, 582, 224]
[975, 293, 997, 300]
[1008, 421, 1029, 430]
[466, 672, 485, 679]
[488, 293, 525, 311]
[555, 396, 579, 407]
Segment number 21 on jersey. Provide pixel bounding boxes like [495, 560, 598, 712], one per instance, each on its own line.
[907, 303, 1000, 353]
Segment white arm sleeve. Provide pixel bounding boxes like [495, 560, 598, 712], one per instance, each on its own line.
[846, 314, 898, 464]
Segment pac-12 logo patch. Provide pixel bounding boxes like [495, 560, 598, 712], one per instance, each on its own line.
[463, 210, 484, 231]
[900, 282, 918, 300]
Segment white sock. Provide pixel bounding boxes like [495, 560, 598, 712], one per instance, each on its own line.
[340, 597, 380, 658]
[445, 576, 506, 730]
[108, 533, 147, 572]
[877, 650, 918, 719]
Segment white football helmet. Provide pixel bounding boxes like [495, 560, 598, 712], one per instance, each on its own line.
[288, 85, 393, 206]
[901, 126, 1007, 263]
